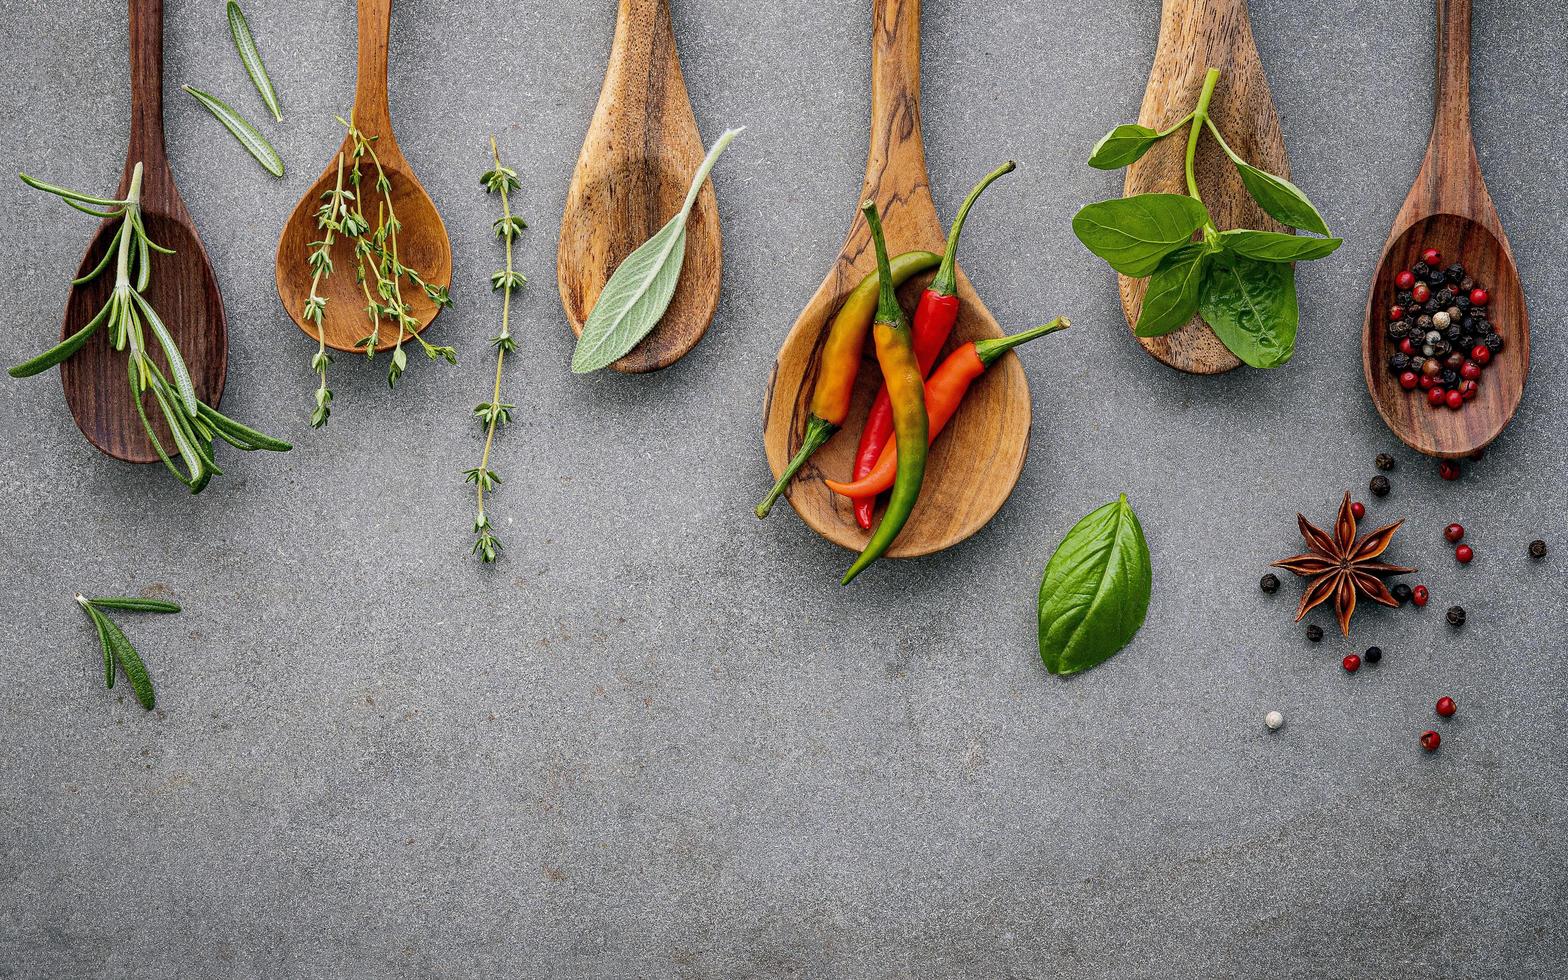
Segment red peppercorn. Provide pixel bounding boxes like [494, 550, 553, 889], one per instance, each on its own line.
[1351, 501, 1366, 519]
[1456, 544, 1474, 563]
[1400, 371, 1419, 390]
[1396, 270, 1416, 290]
[1427, 387, 1447, 407]
[1469, 287, 1489, 306]
[1412, 585, 1430, 606]
[1444, 523, 1464, 542]
[1460, 379, 1478, 401]
[1438, 461, 1461, 481]
[1412, 282, 1431, 303]
[1420, 730, 1441, 751]
[1436, 696, 1456, 717]
[1471, 345, 1491, 365]
[1342, 654, 1361, 673]
[1420, 375, 1436, 390]
[1399, 338, 1416, 355]
[1460, 360, 1481, 380]
[1388, 305, 1405, 322]
[1446, 389, 1464, 410]
[1422, 247, 1442, 266]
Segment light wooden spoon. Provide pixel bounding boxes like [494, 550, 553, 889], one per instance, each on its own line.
[760, 0, 1028, 559]
[275, 0, 450, 352]
[1120, 0, 1291, 374]
[61, 0, 226, 463]
[557, 0, 721, 374]
[1362, 0, 1528, 459]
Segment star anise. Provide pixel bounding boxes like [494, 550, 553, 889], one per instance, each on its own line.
[1272, 492, 1416, 636]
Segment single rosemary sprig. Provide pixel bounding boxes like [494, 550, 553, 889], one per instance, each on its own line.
[466, 137, 526, 563]
[11, 166, 291, 491]
[74, 594, 180, 710]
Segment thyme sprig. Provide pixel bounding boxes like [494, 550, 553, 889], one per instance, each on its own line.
[10, 166, 291, 491]
[303, 153, 350, 427]
[74, 594, 181, 710]
[466, 137, 526, 563]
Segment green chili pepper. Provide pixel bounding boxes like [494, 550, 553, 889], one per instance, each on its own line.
[842, 200, 928, 585]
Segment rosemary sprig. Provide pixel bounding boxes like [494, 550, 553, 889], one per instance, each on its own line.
[10, 166, 291, 491]
[466, 137, 526, 563]
[74, 594, 180, 710]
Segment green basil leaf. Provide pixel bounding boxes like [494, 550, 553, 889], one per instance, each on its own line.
[1038, 495, 1152, 676]
[1088, 124, 1162, 170]
[1071, 194, 1210, 278]
[1217, 229, 1342, 263]
[1199, 252, 1297, 369]
[1135, 242, 1210, 337]
[1233, 163, 1330, 236]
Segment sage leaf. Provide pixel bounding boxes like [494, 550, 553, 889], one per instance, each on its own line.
[1088, 124, 1163, 170]
[227, 2, 282, 122]
[1135, 242, 1210, 337]
[571, 127, 743, 374]
[1038, 495, 1152, 676]
[1233, 162, 1330, 236]
[1071, 194, 1210, 278]
[1200, 252, 1297, 369]
[1217, 229, 1341, 263]
[182, 85, 284, 177]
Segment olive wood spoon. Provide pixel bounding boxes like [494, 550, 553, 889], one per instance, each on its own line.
[761, 0, 1027, 559]
[557, 0, 721, 373]
[1121, 0, 1290, 374]
[61, 0, 226, 463]
[275, 0, 450, 352]
[1361, 0, 1527, 459]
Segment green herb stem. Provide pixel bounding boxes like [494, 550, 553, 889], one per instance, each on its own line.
[1184, 67, 1222, 207]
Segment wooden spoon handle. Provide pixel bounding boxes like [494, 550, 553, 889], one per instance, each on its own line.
[858, 0, 942, 248]
[353, 0, 394, 136]
[602, 0, 678, 126]
[125, 0, 167, 177]
[1422, 0, 1478, 184]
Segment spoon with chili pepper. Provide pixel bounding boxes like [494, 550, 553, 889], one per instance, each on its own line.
[761, 0, 1031, 560]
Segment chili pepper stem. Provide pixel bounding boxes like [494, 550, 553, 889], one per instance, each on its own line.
[930, 160, 1015, 297]
[974, 317, 1070, 366]
[756, 415, 836, 518]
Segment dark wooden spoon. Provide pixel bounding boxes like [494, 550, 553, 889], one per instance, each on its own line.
[276, 0, 451, 352]
[1362, 0, 1528, 459]
[60, 0, 225, 462]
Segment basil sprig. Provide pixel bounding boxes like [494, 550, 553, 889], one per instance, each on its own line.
[1075, 67, 1340, 369]
[1038, 496, 1152, 676]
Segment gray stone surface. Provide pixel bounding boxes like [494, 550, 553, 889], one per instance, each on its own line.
[1, 0, 1565, 976]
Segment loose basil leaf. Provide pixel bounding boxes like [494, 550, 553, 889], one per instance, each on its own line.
[1135, 242, 1210, 337]
[1233, 162, 1330, 236]
[1200, 252, 1297, 369]
[1217, 229, 1342, 263]
[1071, 194, 1210, 278]
[1088, 124, 1163, 170]
[1038, 495, 1152, 676]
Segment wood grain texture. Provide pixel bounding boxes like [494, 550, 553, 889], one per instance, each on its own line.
[760, 0, 1030, 559]
[275, 0, 451, 353]
[1361, 0, 1528, 459]
[1121, 0, 1289, 374]
[59, 0, 226, 465]
[556, 0, 721, 374]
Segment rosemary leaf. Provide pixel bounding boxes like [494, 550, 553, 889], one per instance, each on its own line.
[96, 613, 155, 710]
[85, 597, 181, 614]
[182, 85, 284, 177]
[226, 1, 282, 122]
[78, 599, 116, 689]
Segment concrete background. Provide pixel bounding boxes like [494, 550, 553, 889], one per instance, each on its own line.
[1, 1, 1564, 977]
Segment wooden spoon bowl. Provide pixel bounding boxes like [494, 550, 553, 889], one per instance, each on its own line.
[275, 0, 450, 352]
[1361, 0, 1528, 458]
[761, 0, 1028, 558]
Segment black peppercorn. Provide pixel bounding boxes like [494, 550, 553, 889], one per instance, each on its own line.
[1476, 320, 1494, 336]
[1260, 573, 1280, 594]
[1370, 475, 1391, 497]
[1306, 624, 1324, 643]
[1460, 276, 1475, 292]
[1455, 295, 1471, 312]
[1446, 263, 1466, 283]
[1413, 261, 1431, 278]
[1424, 299, 1442, 314]
[1388, 353, 1410, 373]
[1392, 583, 1413, 604]
[1417, 314, 1434, 330]
[1444, 325, 1462, 344]
[1446, 605, 1466, 627]
[1529, 539, 1547, 559]
[1435, 288, 1453, 306]
[1389, 322, 1409, 341]
[1485, 333, 1504, 353]
[1397, 290, 1415, 306]
[1376, 453, 1395, 471]
[1365, 646, 1383, 664]
[1440, 369, 1459, 387]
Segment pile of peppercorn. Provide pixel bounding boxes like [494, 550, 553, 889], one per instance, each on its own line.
[1385, 247, 1503, 411]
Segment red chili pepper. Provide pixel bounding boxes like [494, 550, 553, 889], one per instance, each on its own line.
[849, 161, 1015, 529]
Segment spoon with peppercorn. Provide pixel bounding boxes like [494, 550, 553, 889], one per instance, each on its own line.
[1362, 0, 1528, 459]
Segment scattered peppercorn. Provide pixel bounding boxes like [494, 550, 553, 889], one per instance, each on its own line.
[1529, 539, 1547, 559]
[1265, 710, 1285, 731]
[1438, 460, 1461, 481]
[1455, 544, 1474, 564]
[1436, 696, 1456, 717]
[1446, 605, 1466, 627]
[1370, 475, 1391, 497]
[1444, 523, 1464, 542]
[1351, 501, 1366, 519]
[1420, 729, 1441, 752]
[1375, 453, 1395, 471]
[1412, 585, 1429, 607]
[1260, 573, 1280, 594]
[1342, 654, 1361, 673]
[1306, 624, 1324, 643]
[1365, 645, 1383, 664]
[1391, 583, 1413, 604]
